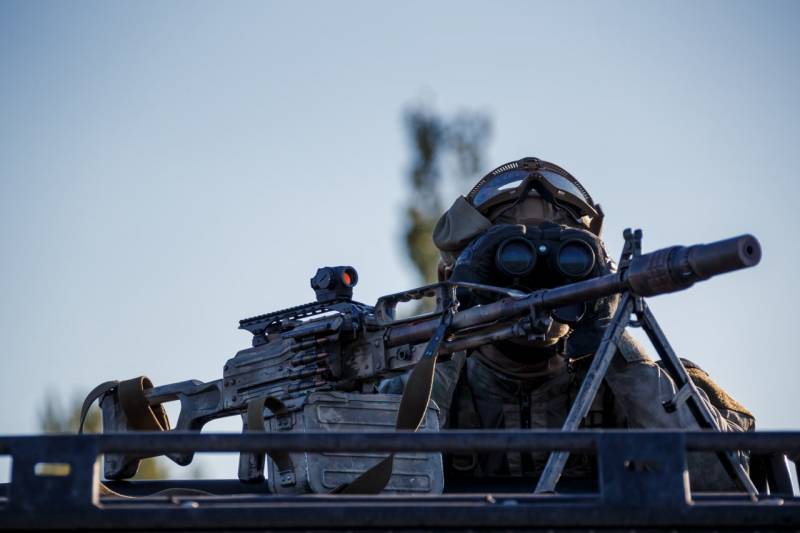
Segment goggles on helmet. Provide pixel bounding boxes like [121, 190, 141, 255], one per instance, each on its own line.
[466, 158, 604, 235]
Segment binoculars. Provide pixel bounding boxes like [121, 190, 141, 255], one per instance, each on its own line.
[494, 235, 597, 281]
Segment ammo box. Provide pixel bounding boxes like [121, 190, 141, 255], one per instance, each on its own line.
[257, 391, 443, 495]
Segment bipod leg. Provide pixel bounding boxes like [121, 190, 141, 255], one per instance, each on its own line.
[534, 292, 635, 493]
[637, 301, 758, 496]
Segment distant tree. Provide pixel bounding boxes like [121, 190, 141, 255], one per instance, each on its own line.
[402, 103, 491, 285]
[38, 390, 170, 479]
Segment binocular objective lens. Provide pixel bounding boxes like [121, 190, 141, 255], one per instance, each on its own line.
[496, 238, 537, 277]
[557, 240, 596, 278]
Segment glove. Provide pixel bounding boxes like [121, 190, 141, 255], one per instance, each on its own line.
[450, 224, 526, 284]
[449, 224, 527, 307]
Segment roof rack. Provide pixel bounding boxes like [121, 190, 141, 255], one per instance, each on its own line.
[1, 430, 798, 530]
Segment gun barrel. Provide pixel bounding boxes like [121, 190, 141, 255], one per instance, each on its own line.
[686, 234, 761, 278]
[625, 234, 761, 297]
[384, 234, 761, 348]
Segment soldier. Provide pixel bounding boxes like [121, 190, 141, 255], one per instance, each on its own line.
[387, 156, 755, 491]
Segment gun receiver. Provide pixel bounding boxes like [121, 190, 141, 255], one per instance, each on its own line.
[97, 232, 761, 478]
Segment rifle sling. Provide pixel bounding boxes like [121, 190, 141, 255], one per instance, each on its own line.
[247, 396, 295, 477]
[79, 376, 170, 434]
[79, 377, 213, 499]
[118, 376, 170, 432]
[334, 309, 454, 494]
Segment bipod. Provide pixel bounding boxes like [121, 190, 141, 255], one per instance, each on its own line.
[534, 228, 758, 496]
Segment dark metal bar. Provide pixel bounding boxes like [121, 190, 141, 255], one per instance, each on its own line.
[0, 431, 595, 454]
[640, 303, 759, 495]
[2, 499, 799, 531]
[2, 430, 799, 454]
[1, 488, 798, 531]
[1, 431, 797, 531]
[440, 320, 527, 353]
[535, 293, 634, 493]
[685, 432, 800, 452]
[384, 273, 625, 347]
[386, 234, 760, 348]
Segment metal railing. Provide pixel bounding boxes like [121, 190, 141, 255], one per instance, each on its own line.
[0, 430, 798, 530]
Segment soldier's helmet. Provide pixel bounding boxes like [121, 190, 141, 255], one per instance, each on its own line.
[433, 157, 604, 277]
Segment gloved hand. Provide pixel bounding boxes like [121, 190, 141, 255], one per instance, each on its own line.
[449, 224, 527, 307]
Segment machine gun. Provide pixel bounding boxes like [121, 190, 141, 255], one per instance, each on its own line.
[83, 230, 763, 493]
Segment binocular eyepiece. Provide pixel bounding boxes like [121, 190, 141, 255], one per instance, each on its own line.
[495, 236, 597, 281]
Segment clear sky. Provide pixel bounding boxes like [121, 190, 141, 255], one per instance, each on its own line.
[1, 1, 798, 479]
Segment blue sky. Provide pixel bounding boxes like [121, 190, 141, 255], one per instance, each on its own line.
[1, 1, 798, 479]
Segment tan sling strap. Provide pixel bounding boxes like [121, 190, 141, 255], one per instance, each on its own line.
[118, 376, 170, 431]
[79, 377, 210, 499]
[334, 305, 456, 494]
[79, 376, 170, 434]
[246, 396, 296, 483]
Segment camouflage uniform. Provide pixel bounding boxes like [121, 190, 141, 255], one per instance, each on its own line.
[430, 333, 754, 490]
[391, 157, 755, 490]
